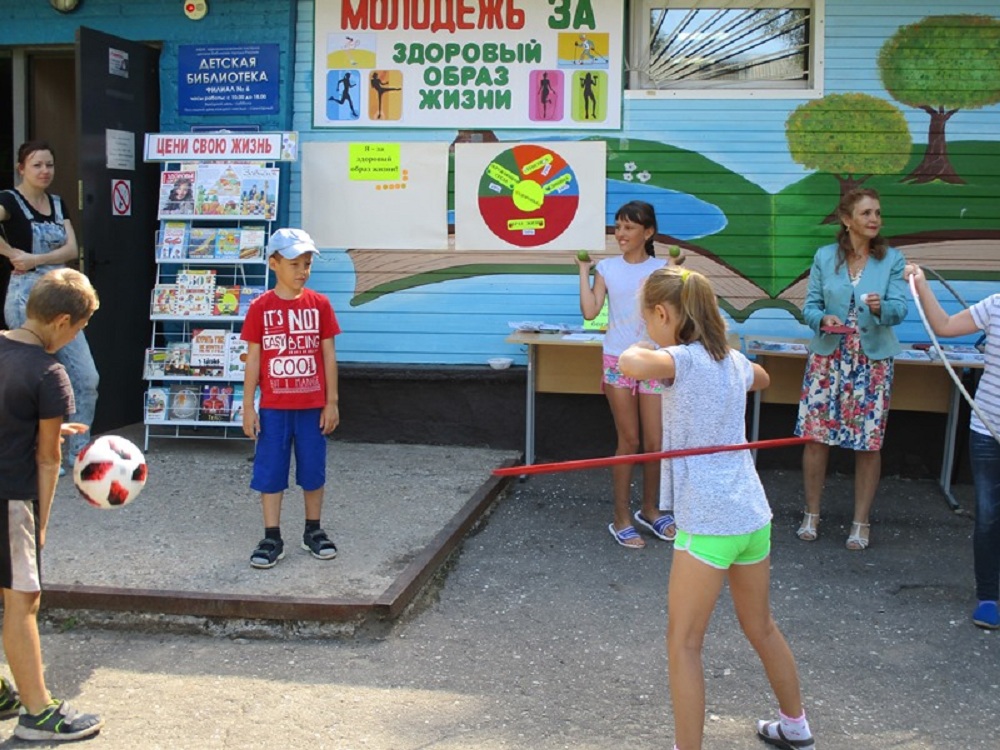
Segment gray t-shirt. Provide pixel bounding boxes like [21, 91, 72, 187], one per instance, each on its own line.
[660, 342, 771, 535]
[0, 336, 74, 499]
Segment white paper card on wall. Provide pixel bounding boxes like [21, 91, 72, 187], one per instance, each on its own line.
[106, 129, 135, 171]
[109, 48, 129, 78]
[454, 140, 606, 252]
[301, 141, 449, 250]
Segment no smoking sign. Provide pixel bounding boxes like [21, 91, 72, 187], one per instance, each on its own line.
[111, 179, 132, 217]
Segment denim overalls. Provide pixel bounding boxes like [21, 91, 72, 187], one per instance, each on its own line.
[3, 189, 99, 462]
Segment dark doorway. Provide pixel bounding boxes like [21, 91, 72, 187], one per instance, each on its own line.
[30, 53, 78, 225]
[76, 27, 161, 433]
[0, 54, 12, 190]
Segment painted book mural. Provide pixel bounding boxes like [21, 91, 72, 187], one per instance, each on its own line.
[297, 10, 1000, 365]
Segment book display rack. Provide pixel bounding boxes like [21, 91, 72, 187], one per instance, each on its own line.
[143, 158, 279, 449]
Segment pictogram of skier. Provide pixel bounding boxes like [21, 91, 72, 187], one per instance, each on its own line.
[574, 34, 606, 65]
[580, 72, 598, 119]
[370, 72, 401, 120]
[329, 72, 358, 117]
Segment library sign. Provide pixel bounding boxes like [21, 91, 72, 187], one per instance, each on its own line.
[178, 43, 279, 115]
[313, 0, 623, 129]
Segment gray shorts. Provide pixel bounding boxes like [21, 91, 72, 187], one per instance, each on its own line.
[1, 500, 41, 593]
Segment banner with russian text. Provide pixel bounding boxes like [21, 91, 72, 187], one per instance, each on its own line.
[144, 132, 298, 162]
[313, 0, 623, 129]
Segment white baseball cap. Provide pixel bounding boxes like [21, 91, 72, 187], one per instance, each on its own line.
[267, 228, 319, 259]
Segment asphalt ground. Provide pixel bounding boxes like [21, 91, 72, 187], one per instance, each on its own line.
[2, 428, 996, 749]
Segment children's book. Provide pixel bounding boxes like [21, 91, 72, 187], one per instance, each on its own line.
[238, 286, 266, 316]
[176, 268, 217, 292]
[174, 290, 214, 317]
[145, 387, 168, 421]
[168, 384, 200, 421]
[151, 284, 178, 316]
[214, 229, 241, 259]
[224, 331, 248, 377]
[238, 226, 266, 259]
[190, 328, 228, 375]
[186, 228, 218, 258]
[199, 384, 233, 422]
[144, 348, 168, 379]
[164, 342, 191, 376]
[158, 221, 188, 260]
[175, 269, 216, 316]
[213, 285, 240, 316]
[230, 385, 245, 423]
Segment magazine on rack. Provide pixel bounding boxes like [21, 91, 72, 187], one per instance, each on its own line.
[157, 170, 196, 219]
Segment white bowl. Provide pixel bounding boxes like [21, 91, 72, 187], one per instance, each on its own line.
[488, 357, 513, 370]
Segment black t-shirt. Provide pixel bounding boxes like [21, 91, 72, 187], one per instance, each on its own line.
[0, 188, 72, 255]
[0, 189, 72, 330]
[0, 336, 74, 499]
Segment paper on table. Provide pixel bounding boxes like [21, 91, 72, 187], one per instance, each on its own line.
[562, 333, 604, 342]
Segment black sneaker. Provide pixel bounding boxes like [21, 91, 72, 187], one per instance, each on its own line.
[301, 528, 338, 560]
[14, 700, 104, 741]
[0, 677, 21, 719]
[250, 537, 285, 569]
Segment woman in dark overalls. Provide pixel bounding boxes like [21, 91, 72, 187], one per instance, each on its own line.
[0, 140, 99, 467]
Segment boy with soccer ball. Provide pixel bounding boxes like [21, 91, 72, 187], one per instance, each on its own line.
[0, 268, 104, 740]
[242, 229, 341, 569]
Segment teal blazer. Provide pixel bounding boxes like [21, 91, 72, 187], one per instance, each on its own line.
[802, 243, 908, 360]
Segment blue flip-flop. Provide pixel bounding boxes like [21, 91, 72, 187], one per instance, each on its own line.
[634, 510, 677, 541]
[608, 523, 644, 549]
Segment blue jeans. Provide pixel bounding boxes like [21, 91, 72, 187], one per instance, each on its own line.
[4, 269, 100, 462]
[969, 429, 1000, 602]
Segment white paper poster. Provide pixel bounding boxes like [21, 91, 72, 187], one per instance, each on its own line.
[301, 141, 449, 250]
[454, 140, 605, 251]
[312, 0, 624, 129]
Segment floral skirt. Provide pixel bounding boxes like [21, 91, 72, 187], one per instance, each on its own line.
[794, 333, 894, 451]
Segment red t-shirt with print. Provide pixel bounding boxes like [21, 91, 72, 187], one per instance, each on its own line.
[241, 288, 340, 409]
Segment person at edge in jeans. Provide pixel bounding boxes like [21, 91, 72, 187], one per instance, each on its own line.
[0, 140, 99, 468]
[905, 263, 1000, 630]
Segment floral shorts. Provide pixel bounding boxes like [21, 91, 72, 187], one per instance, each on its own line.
[602, 354, 664, 395]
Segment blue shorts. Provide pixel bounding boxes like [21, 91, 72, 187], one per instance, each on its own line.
[674, 523, 771, 570]
[250, 408, 327, 494]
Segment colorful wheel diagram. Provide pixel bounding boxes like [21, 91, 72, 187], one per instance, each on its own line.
[477, 144, 580, 247]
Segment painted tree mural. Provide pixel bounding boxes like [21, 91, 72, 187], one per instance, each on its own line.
[878, 14, 1000, 185]
[785, 93, 912, 221]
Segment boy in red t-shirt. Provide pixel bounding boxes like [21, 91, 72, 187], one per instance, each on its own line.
[241, 228, 341, 569]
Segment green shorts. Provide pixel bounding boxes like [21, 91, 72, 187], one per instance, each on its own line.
[674, 523, 771, 570]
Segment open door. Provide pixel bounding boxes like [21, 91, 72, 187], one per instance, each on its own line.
[76, 27, 160, 433]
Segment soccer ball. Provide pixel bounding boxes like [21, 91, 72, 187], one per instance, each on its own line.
[73, 435, 148, 509]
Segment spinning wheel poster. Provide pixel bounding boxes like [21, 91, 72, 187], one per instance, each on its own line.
[454, 141, 605, 251]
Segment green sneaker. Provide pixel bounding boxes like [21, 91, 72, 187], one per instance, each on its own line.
[14, 700, 104, 741]
[0, 677, 21, 719]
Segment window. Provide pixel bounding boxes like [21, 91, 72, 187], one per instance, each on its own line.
[627, 0, 824, 98]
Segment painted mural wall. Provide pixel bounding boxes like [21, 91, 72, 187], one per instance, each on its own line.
[291, 0, 1000, 365]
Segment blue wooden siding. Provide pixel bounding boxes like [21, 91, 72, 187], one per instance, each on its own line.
[3, 1, 997, 364]
[0, 0, 296, 133]
[289, 1, 1000, 364]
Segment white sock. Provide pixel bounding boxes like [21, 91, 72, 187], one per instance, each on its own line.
[780, 709, 811, 740]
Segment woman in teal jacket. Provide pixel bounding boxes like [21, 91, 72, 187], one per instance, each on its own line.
[794, 188, 908, 550]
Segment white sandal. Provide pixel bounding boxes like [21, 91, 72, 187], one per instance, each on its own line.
[795, 512, 819, 541]
[846, 521, 871, 550]
[756, 719, 816, 749]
